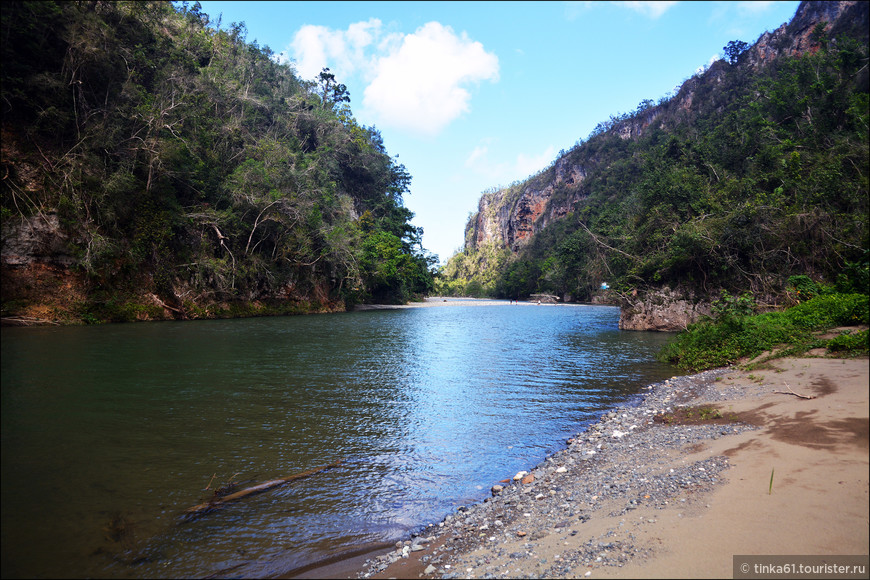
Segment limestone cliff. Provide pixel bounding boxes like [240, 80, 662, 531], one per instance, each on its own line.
[466, 1, 864, 259]
[466, 156, 586, 252]
[457, 0, 867, 330]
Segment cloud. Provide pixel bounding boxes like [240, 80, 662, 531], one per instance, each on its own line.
[613, 1, 679, 19]
[289, 18, 383, 80]
[735, 1, 776, 16]
[465, 145, 489, 167]
[563, 1, 596, 21]
[515, 146, 558, 178]
[464, 142, 557, 184]
[695, 53, 720, 75]
[287, 20, 498, 136]
[362, 22, 499, 136]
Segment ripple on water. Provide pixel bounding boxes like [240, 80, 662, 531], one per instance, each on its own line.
[0, 304, 676, 578]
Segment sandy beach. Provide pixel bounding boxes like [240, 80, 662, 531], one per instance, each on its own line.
[319, 347, 869, 579]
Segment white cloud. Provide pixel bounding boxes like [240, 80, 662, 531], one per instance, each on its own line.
[515, 146, 558, 178]
[465, 145, 489, 167]
[362, 22, 499, 136]
[290, 18, 382, 80]
[613, 1, 679, 19]
[464, 142, 557, 184]
[287, 20, 498, 136]
[695, 53, 720, 75]
[736, 1, 776, 16]
[563, 1, 596, 21]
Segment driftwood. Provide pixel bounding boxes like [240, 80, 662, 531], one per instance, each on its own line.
[773, 382, 816, 400]
[181, 459, 343, 521]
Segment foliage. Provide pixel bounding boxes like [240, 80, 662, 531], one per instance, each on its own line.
[723, 40, 750, 65]
[1, 0, 434, 319]
[660, 292, 869, 370]
[442, 21, 868, 306]
[711, 290, 756, 320]
[826, 329, 869, 354]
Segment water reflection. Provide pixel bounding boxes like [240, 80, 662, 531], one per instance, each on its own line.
[1, 303, 676, 578]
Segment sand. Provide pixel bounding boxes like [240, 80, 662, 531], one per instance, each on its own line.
[340, 355, 868, 579]
[591, 357, 869, 578]
[289, 296, 869, 578]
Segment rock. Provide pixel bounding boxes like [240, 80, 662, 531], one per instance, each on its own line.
[513, 471, 528, 481]
[491, 484, 504, 496]
[556, 466, 568, 473]
[522, 474, 535, 484]
[618, 287, 711, 331]
[424, 564, 437, 574]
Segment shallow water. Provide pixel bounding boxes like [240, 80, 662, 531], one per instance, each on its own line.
[1, 301, 676, 578]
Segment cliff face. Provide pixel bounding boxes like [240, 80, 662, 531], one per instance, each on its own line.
[465, 1, 862, 259]
[466, 156, 587, 252]
[456, 0, 867, 330]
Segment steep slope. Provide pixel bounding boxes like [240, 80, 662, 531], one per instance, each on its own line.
[1, 1, 436, 324]
[442, 0, 868, 330]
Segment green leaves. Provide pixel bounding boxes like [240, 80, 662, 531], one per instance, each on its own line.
[1, 1, 434, 315]
[444, 28, 867, 304]
[660, 293, 869, 371]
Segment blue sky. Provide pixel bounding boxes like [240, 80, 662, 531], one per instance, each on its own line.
[193, 1, 802, 263]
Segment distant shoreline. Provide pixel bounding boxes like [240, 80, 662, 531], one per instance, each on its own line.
[352, 297, 615, 310]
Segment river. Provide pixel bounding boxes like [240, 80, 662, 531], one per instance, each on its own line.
[1, 300, 677, 578]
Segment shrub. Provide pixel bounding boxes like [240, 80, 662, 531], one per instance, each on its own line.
[660, 292, 869, 371]
[783, 293, 869, 329]
[827, 329, 869, 354]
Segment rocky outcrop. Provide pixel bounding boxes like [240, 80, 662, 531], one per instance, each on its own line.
[618, 288, 711, 332]
[463, 1, 865, 262]
[747, 0, 865, 67]
[466, 156, 586, 252]
[1, 213, 77, 267]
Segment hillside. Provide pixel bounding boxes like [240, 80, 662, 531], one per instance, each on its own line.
[439, 0, 868, 330]
[1, 1, 436, 324]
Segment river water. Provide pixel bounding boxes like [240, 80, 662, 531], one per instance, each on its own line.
[1, 300, 677, 578]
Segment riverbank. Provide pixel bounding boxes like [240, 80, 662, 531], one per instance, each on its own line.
[353, 297, 595, 310]
[332, 355, 869, 579]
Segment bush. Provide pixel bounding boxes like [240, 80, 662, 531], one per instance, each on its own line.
[783, 293, 869, 329]
[660, 292, 869, 371]
[827, 329, 869, 354]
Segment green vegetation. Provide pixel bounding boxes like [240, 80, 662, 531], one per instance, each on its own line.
[659, 283, 869, 371]
[441, 24, 868, 305]
[1, 1, 435, 322]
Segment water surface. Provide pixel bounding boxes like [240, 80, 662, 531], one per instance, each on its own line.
[1, 301, 676, 578]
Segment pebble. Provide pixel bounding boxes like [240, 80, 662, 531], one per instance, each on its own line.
[358, 368, 757, 579]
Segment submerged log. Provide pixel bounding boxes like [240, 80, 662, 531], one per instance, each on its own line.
[181, 459, 344, 521]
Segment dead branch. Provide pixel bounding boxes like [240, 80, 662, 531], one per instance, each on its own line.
[773, 382, 816, 400]
[578, 221, 641, 261]
[148, 293, 186, 317]
[181, 459, 344, 522]
[245, 200, 279, 255]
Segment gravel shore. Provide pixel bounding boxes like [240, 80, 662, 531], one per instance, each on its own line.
[347, 357, 868, 580]
[353, 368, 751, 579]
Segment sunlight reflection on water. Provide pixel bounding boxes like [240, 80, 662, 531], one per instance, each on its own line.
[1, 303, 676, 578]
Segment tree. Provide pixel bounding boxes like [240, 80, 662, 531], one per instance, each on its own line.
[317, 67, 350, 110]
[723, 40, 750, 65]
